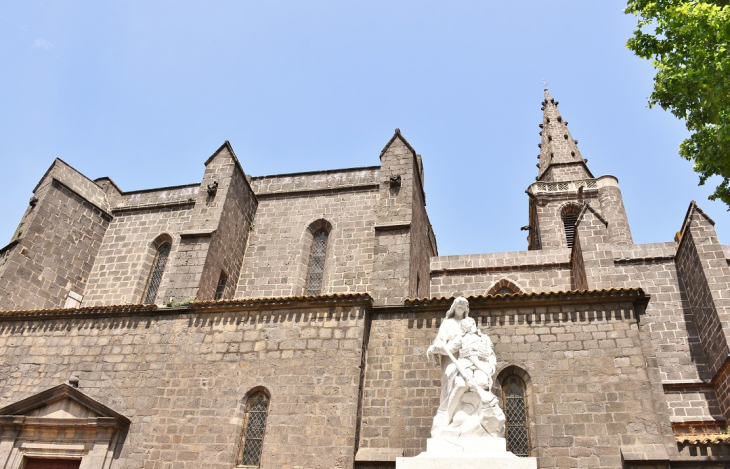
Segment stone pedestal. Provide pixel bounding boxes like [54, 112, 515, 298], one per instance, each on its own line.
[396, 437, 537, 469]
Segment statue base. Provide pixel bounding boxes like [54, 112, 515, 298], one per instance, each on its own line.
[395, 438, 537, 469]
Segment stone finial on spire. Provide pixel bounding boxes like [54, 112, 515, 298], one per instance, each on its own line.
[536, 90, 591, 182]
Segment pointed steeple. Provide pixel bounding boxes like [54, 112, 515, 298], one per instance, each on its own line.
[536, 89, 592, 182]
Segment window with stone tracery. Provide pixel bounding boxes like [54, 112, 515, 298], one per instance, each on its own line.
[237, 391, 270, 467]
[502, 374, 529, 457]
[306, 229, 328, 295]
[143, 241, 170, 304]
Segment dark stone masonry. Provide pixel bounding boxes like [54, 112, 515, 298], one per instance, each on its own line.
[1, 90, 729, 468]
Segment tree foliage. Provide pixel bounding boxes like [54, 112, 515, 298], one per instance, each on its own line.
[625, 0, 730, 206]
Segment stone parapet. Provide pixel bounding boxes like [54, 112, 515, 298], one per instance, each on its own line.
[431, 250, 571, 273]
[252, 166, 380, 195]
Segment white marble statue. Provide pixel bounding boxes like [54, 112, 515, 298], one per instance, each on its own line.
[426, 297, 505, 438]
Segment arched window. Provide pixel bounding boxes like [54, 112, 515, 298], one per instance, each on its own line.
[143, 241, 170, 304]
[561, 204, 582, 249]
[502, 374, 529, 457]
[306, 229, 328, 295]
[237, 391, 270, 467]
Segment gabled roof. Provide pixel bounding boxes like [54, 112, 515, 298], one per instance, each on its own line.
[204, 140, 258, 204]
[681, 200, 716, 229]
[379, 128, 417, 160]
[0, 383, 130, 427]
[205, 140, 243, 169]
[32, 158, 104, 194]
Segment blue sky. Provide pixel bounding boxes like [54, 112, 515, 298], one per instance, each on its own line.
[0, 1, 726, 256]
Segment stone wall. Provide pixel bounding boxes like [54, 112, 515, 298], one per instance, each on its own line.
[40, 159, 111, 214]
[236, 185, 378, 299]
[570, 230, 587, 290]
[408, 164, 436, 299]
[429, 250, 572, 297]
[100, 183, 198, 212]
[530, 191, 600, 251]
[0, 179, 110, 311]
[196, 163, 257, 301]
[358, 292, 676, 467]
[163, 144, 258, 303]
[0, 296, 370, 469]
[613, 243, 708, 383]
[82, 205, 194, 306]
[597, 181, 633, 245]
[540, 164, 592, 183]
[573, 205, 617, 290]
[251, 166, 379, 195]
[371, 133, 418, 306]
[676, 220, 728, 378]
[675, 206, 730, 422]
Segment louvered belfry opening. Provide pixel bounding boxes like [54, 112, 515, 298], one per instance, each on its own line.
[237, 392, 270, 467]
[563, 213, 579, 248]
[503, 375, 529, 457]
[144, 242, 170, 304]
[306, 229, 328, 295]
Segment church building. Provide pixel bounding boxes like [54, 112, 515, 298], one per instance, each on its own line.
[1, 90, 728, 468]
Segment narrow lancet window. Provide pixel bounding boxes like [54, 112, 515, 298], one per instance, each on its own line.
[563, 213, 579, 248]
[237, 392, 270, 467]
[503, 375, 529, 457]
[561, 204, 582, 249]
[306, 229, 328, 295]
[144, 242, 170, 304]
[214, 271, 228, 301]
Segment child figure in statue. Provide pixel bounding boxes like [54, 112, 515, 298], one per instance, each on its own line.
[457, 317, 497, 393]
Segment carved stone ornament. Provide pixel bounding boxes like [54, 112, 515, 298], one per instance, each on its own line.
[207, 181, 219, 196]
[389, 174, 402, 188]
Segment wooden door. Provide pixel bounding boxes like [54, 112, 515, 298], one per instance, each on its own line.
[24, 459, 81, 469]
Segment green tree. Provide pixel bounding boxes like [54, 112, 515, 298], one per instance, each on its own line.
[625, 0, 730, 206]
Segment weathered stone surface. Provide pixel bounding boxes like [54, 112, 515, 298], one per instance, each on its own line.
[0, 302, 368, 469]
[1, 91, 730, 468]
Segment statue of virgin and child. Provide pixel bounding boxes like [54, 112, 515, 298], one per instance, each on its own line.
[426, 296, 506, 438]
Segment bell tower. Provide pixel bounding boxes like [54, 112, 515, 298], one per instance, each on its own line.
[526, 89, 633, 250]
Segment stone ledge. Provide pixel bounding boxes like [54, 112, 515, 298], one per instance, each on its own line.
[620, 444, 670, 462]
[256, 183, 380, 199]
[180, 229, 216, 238]
[111, 199, 195, 214]
[356, 447, 404, 462]
[375, 223, 412, 231]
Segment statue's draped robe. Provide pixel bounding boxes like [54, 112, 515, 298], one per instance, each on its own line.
[430, 316, 463, 437]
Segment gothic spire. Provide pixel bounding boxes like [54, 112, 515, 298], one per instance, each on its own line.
[536, 89, 592, 182]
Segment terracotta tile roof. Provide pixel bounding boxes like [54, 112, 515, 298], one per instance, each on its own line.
[192, 292, 373, 308]
[0, 289, 644, 319]
[676, 435, 730, 445]
[405, 287, 647, 305]
[0, 293, 372, 320]
[0, 303, 157, 318]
